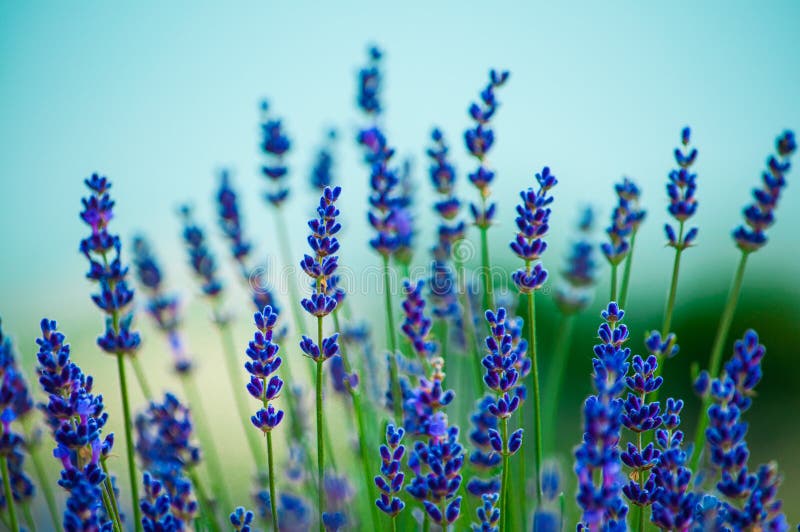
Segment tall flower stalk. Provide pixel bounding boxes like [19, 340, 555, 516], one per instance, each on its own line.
[690, 130, 795, 472]
[479, 308, 525, 530]
[178, 205, 268, 478]
[79, 174, 144, 530]
[509, 166, 556, 503]
[299, 186, 344, 530]
[374, 424, 406, 531]
[574, 302, 629, 530]
[131, 235, 231, 517]
[464, 69, 509, 314]
[245, 306, 285, 532]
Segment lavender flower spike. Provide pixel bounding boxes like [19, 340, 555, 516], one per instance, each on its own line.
[374, 424, 406, 518]
[665, 126, 700, 249]
[555, 206, 597, 315]
[574, 302, 630, 530]
[259, 100, 292, 207]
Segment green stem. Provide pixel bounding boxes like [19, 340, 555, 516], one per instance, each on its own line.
[130, 357, 154, 401]
[216, 320, 268, 474]
[390, 515, 397, 532]
[618, 230, 638, 310]
[381, 255, 403, 421]
[527, 292, 543, 503]
[479, 225, 495, 315]
[2, 457, 19, 532]
[332, 312, 379, 531]
[21, 502, 35, 532]
[316, 316, 325, 532]
[543, 314, 575, 454]
[99, 481, 120, 532]
[101, 459, 123, 530]
[22, 418, 61, 532]
[181, 375, 233, 515]
[187, 467, 221, 532]
[500, 417, 510, 532]
[636, 432, 644, 532]
[115, 353, 143, 532]
[610, 263, 618, 303]
[690, 251, 749, 473]
[267, 432, 279, 532]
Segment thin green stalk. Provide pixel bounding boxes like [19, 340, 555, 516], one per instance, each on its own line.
[382, 255, 403, 421]
[390, 516, 397, 532]
[651, 223, 685, 404]
[316, 316, 325, 532]
[332, 312, 379, 531]
[479, 232, 494, 316]
[187, 467, 221, 532]
[454, 249, 483, 392]
[636, 433, 644, 532]
[543, 314, 575, 453]
[21, 418, 61, 532]
[130, 357, 153, 401]
[2, 457, 19, 532]
[21, 502, 35, 532]
[99, 481, 120, 532]
[690, 251, 749, 473]
[610, 263, 618, 303]
[181, 375, 233, 515]
[267, 432, 279, 532]
[618, 230, 638, 309]
[500, 417, 510, 532]
[115, 353, 143, 532]
[527, 292, 543, 503]
[101, 459, 122, 529]
[216, 320, 268, 474]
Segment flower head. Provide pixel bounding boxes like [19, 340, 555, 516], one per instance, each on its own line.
[310, 129, 337, 190]
[555, 207, 597, 314]
[230, 507, 254, 532]
[510, 166, 557, 294]
[216, 169, 252, 264]
[245, 306, 284, 433]
[357, 45, 383, 116]
[601, 178, 646, 265]
[665, 126, 700, 249]
[179, 206, 224, 300]
[259, 100, 292, 207]
[733, 130, 796, 252]
[574, 302, 630, 529]
[374, 423, 406, 517]
[80, 174, 141, 356]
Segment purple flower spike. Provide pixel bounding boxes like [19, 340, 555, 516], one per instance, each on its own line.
[245, 306, 284, 433]
[602, 177, 646, 265]
[259, 100, 292, 207]
[665, 126, 700, 249]
[733, 130, 795, 252]
[375, 424, 406, 517]
[555, 207, 597, 314]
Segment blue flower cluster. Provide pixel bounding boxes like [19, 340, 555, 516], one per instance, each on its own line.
[245, 306, 284, 433]
[0, 321, 35, 512]
[230, 506, 254, 532]
[555, 207, 597, 314]
[365, 130, 410, 259]
[401, 280, 437, 360]
[375, 423, 406, 517]
[733, 130, 796, 252]
[259, 100, 292, 207]
[601, 178, 646, 265]
[472, 492, 500, 532]
[357, 46, 382, 116]
[464, 69, 509, 228]
[80, 174, 141, 356]
[131, 236, 192, 374]
[36, 319, 114, 530]
[574, 302, 630, 530]
[510, 166, 557, 293]
[140, 472, 176, 531]
[665, 126, 700, 249]
[299, 186, 342, 361]
[179, 205, 224, 300]
[697, 330, 788, 530]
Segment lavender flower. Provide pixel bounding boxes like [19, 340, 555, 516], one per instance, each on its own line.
[80, 173, 141, 356]
[533, 461, 563, 532]
[322, 473, 353, 531]
[245, 306, 284, 434]
[141, 472, 176, 531]
[401, 280, 437, 361]
[366, 131, 404, 258]
[131, 236, 193, 374]
[179, 205, 224, 301]
[215, 174, 281, 313]
[665, 126, 700, 249]
[259, 100, 292, 207]
[649, 397, 697, 530]
[601, 177, 645, 265]
[375, 424, 406, 517]
[510, 166, 557, 293]
[555, 207, 597, 314]
[472, 493, 500, 532]
[466, 396, 501, 496]
[574, 302, 630, 530]
[406, 424, 464, 527]
[465, 69, 509, 229]
[310, 129, 337, 190]
[699, 330, 789, 529]
[36, 318, 113, 530]
[230, 507, 254, 532]
[733, 130, 796, 252]
[357, 45, 382, 117]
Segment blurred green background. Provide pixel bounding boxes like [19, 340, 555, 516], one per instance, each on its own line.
[1, 0, 799, 526]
